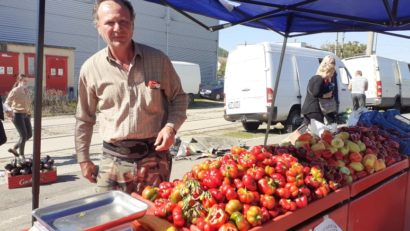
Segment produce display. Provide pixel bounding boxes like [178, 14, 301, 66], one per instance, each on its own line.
[4, 155, 55, 176]
[139, 123, 406, 231]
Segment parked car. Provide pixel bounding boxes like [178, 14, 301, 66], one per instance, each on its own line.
[199, 79, 224, 101]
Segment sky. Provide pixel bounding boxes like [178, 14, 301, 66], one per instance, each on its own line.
[219, 26, 410, 63]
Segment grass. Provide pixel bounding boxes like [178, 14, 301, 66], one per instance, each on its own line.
[222, 130, 264, 139]
[189, 98, 224, 109]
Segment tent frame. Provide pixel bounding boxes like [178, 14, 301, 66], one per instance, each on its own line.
[30, 0, 410, 225]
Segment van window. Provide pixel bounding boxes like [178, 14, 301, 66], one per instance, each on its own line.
[339, 67, 350, 84]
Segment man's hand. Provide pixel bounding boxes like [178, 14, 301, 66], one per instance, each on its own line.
[154, 126, 176, 151]
[79, 160, 98, 183]
[5, 111, 13, 119]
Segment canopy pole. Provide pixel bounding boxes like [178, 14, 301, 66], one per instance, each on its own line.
[32, 0, 45, 224]
[264, 34, 288, 146]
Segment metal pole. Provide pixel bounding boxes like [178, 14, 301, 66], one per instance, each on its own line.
[32, 0, 45, 223]
[264, 35, 288, 145]
[366, 31, 375, 55]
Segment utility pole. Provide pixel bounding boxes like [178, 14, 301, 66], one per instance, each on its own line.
[335, 32, 339, 56]
[341, 32, 345, 58]
[366, 32, 375, 55]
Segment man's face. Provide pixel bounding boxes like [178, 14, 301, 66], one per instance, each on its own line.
[96, 1, 134, 49]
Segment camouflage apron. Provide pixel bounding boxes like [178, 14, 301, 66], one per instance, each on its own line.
[95, 139, 172, 194]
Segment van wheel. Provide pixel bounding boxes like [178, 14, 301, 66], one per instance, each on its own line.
[188, 93, 195, 105]
[284, 109, 302, 133]
[242, 121, 261, 131]
[215, 93, 222, 101]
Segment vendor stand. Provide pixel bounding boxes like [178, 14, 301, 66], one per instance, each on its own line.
[26, 0, 410, 230]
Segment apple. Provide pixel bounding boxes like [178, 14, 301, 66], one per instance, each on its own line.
[336, 160, 346, 168]
[349, 162, 364, 172]
[338, 146, 349, 156]
[349, 152, 363, 162]
[374, 159, 386, 172]
[331, 137, 344, 149]
[335, 132, 350, 141]
[295, 140, 310, 149]
[346, 141, 360, 153]
[362, 154, 377, 170]
[357, 140, 366, 152]
[311, 141, 326, 152]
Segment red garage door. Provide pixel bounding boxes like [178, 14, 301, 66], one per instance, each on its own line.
[0, 52, 19, 95]
[46, 55, 67, 94]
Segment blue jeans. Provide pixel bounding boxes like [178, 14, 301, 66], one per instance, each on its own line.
[12, 113, 32, 157]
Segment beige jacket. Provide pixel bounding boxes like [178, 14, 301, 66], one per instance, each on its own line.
[75, 43, 188, 162]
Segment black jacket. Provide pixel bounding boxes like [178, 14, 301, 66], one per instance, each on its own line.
[302, 75, 332, 115]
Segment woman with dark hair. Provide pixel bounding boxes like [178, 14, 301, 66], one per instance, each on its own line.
[4, 74, 32, 160]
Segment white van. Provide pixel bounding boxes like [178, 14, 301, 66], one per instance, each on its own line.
[342, 55, 410, 110]
[171, 61, 201, 104]
[224, 42, 352, 132]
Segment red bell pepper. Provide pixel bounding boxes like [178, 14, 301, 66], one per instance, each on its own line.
[295, 195, 308, 208]
[206, 204, 229, 229]
[259, 194, 276, 210]
[237, 188, 255, 204]
[242, 173, 257, 191]
[257, 177, 276, 195]
[245, 206, 263, 227]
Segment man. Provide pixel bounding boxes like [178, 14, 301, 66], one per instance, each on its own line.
[75, 0, 187, 194]
[348, 70, 368, 111]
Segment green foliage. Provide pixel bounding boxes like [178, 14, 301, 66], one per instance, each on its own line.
[217, 57, 226, 78]
[40, 89, 77, 116]
[217, 47, 228, 78]
[218, 47, 229, 57]
[320, 41, 367, 58]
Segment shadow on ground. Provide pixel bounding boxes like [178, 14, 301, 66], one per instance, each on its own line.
[55, 174, 80, 184]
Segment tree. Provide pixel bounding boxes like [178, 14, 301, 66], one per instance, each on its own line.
[218, 47, 229, 58]
[320, 41, 367, 58]
[218, 47, 229, 77]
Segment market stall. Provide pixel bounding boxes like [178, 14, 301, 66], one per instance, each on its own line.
[19, 110, 410, 230]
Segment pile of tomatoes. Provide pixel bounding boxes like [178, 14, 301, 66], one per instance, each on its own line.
[141, 145, 338, 231]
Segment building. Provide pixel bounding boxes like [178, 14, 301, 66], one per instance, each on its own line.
[0, 0, 218, 96]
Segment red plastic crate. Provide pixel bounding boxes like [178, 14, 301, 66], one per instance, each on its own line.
[6, 168, 57, 189]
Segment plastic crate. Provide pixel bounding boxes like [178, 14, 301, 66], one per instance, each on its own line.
[6, 168, 57, 189]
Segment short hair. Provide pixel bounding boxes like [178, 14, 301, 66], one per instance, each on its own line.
[355, 70, 362, 76]
[93, 0, 135, 25]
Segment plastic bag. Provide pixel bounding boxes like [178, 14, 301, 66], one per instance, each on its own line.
[313, 215, 342, 231]
[310, 119, 337, 137]
[347, 107, 368, 127]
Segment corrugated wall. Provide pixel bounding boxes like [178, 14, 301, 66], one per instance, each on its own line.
[0, 0, 218, 94]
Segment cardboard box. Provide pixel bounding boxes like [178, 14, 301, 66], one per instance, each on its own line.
[6, 168, 57, 189]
